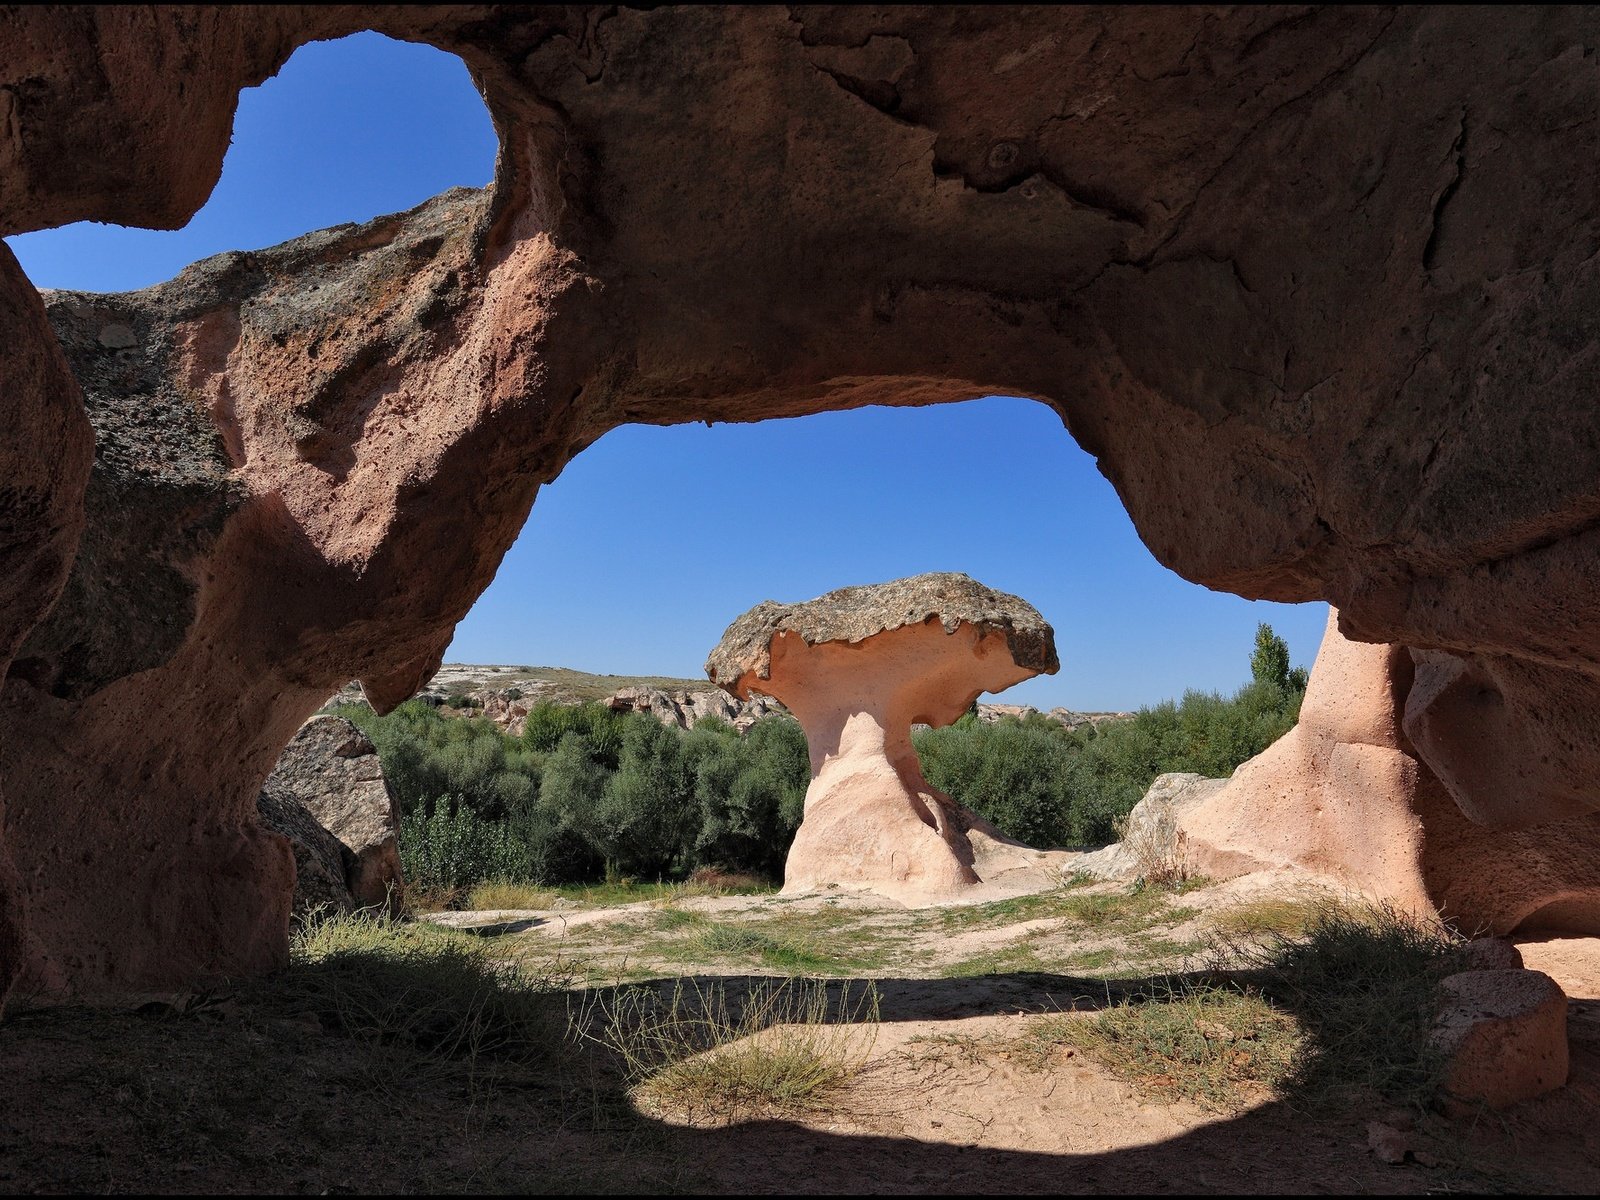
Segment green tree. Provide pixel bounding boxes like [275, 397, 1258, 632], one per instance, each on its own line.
[1250, 622, 1293, 691]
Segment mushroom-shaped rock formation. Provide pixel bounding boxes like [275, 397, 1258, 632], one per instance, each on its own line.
[707, 573, 1059, 904]
[6, 5, 1600, 997]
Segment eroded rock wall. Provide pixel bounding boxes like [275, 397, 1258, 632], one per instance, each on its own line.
[2, 6, 1599, 990]
[1168, 611, 1600, 935]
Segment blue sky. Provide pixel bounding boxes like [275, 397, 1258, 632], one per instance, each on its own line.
[5, 32, 1329, 712]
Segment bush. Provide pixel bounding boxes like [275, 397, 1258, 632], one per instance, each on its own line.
[399, 800, 534, 890]
[692, 716, 807, 878]
[342, 623, 1308, 885]
[914, 719, 1078, 847]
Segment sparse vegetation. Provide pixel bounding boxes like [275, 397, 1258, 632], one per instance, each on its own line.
[1022, 899, 1463, 1112]
[577, 977, 880, 1124]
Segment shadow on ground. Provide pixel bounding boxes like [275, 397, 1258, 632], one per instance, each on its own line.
[2, 960, 1597, 1194]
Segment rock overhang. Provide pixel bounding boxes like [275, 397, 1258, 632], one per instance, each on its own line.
[705, 571, 1059, 699]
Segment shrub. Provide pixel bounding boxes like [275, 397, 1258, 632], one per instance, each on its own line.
[399, 800, 533, 891]
[692, 716, 807, 878]
[914, 719, 1078, 847]
[588, 715, 699, 878]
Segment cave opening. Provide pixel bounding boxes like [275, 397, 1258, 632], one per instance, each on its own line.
[447, 397, 1329, 715]
[2, 30, 498, 293]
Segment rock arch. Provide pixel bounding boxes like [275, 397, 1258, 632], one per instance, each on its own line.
[3, 6, 1600, 994]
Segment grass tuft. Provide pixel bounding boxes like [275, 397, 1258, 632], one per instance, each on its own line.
[1022, 900, 1462, 1112]
[1248, 900, 1461, 1109]
[1025, 982, 1300, 1109]
[577, 977, 879, 1124]
[260, 909, 567, 1082]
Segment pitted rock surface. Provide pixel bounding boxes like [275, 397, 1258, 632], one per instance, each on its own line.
[707, 573, 1058, 691]
[261, 715, 402, 912]
[3, 6, 1600, 991]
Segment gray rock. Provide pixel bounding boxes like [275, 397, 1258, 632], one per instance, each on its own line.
[255, 786, 354, 920]
[261, 715, 403, 912]
[706, 571, 1057, 687]
[1073, 772, 1228, 878]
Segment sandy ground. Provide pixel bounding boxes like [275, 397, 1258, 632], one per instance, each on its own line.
[3, 874, 1598, 1193]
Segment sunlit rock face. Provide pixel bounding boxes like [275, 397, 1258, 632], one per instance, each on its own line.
[707, 573, 1059, 903]
[2, 6, 1600, 992]
[1152, 611, 1600, 935]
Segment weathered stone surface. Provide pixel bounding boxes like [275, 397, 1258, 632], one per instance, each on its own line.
[707, 572, 1058, 689]
[1113, 611, 1600, 934]
[262, 716, 402, 912]
[1, 6, 1600, 989]
[604, 685, 782, 733]
[709, 574, 1057, 903]
[1073, 773, 1227, 882]
[0, 241, 94, 1003]
[1432, 969, 1569, 1110]
[254, 787, 355, 921]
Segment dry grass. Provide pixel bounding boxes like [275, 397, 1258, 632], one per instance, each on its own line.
[467, 879, 562, 910]
[255, 909, 570, 1088]
[421, 874, 780, 916]
[1208, 894, 1335, 941]
[1114, 798, 1193, 888]
[576, 977, 880, 1125]
[1024, 982, 1301, 1110]
[1019, 899, 1464, 1113]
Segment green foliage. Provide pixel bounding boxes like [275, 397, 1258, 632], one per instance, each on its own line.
[1250, 622, 1293, 691]
[915, 624, 1307, 848]
[691, 716, 807, 879]
[399, 801, 535, 890]
[914, 720, 1078, 847]
[344, 624, 1308, 894]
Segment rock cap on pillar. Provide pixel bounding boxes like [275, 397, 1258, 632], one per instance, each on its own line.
[705, 571, 1059, 709]
[706, 572, 1059, 904]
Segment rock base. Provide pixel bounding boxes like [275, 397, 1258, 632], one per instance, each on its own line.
[1431, 968, 1569, 1110]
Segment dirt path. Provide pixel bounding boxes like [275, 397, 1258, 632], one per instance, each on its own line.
[3, 878, 1598, 1193]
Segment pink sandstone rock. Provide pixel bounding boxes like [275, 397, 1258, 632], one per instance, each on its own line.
[1431, 969, 1569, 1110]
[3, 7, 1600, 993]
[706, 574, 1058, 904]
[1150, 610, 1600, 934]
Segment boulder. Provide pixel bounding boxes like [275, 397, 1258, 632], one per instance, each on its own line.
[1431, 969, 1569, 1110]
[260, 716, 402, 913]
[254, 787, 354, 920]
[707, 572, 1058, 903]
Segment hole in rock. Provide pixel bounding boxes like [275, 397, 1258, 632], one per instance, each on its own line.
[447, 396, 1330, 715]
[3, 31, 497, 292]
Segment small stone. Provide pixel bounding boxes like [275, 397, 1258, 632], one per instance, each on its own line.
[1431, 968, 1568, 1110]
[1366, 1121, 1410, 1164]
[1456, 937, 1523, 972]
[987, 141, 1020, 169]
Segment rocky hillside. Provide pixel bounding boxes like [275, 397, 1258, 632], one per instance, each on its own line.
[328, 664, 1131, 736]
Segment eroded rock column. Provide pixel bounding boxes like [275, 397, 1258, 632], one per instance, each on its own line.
[707, 573, 1058, 904]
